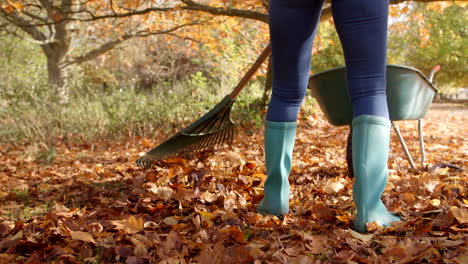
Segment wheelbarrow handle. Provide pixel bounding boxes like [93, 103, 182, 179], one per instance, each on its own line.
[428, 64, 441, 83]
[229, 44, 272, 99]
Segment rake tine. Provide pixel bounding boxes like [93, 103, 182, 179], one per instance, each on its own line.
[220, 126, 231, 145]
[213, 105, 232, 130]
[193, 134, 211, 150]
[210, 117, 227, 135]
[187, 134, 211, 153]
[210, 130, 224, 149]
[203, 133, 217, 148]
[222, 126, 232, 145]
[227, 125, 235, 144]
[224, 126, 233, 146]
[190, 114, 217, 134]
[191, 102, 231, 134]
[215, 127, 229, 145]
[212, 130, 225, 149]
[182, 138, 202, 153]
[204, 112, 227, 134]
[141, 157, 154, 169]
[210, 109, 229, 132]
[218, 127, 230, 145]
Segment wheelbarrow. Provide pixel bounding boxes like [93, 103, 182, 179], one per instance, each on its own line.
[308, 65, 440, 174]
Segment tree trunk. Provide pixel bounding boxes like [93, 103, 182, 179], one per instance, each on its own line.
[262, 55, 273, 107]
[42, 45, 69, 105]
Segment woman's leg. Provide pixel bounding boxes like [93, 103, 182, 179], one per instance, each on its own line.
[332, 0, 400, 232]
[259, 0, 324, 216]
[266, 0, 324, 122]
[332, 0, 390, 119]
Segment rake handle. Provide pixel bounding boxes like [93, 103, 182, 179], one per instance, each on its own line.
[229, 44, 272, 99]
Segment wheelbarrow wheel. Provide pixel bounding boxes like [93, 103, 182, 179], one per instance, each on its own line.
[346, 125, 354, 178]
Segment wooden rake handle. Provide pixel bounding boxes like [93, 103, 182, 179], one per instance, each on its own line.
[229, 44, 272, 99]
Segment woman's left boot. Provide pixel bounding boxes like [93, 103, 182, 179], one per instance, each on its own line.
[352, 115, 401, 233]
[257, 120, 297, 216]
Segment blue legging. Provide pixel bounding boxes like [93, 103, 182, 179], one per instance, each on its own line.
[266, 0, 390, 122]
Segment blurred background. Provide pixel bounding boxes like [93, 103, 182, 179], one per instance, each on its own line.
[0, 0, 466, 142]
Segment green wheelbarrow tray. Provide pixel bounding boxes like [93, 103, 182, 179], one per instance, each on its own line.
[308, 64, 440, 171]
[308, 65, 439, 126]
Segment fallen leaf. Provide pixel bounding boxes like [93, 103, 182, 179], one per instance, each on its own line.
[141, 138, 153, 148]
[348, 228, 374, 242]
[384, 246, 408, 259]
[70, 231, 95, 243]
[323, 181, 345, 193]
[284, 245, 303, 257]
[111, 215, 144, 234]
[449, 207, 468, 224]
[134, 244, 148, 258]
[227, 151, 246, 167]
[115, 245, 132, 257]
[200, 191, 218, 203]
[430, 199, 441, 207]
[163, 216, 179, 226]
[399, 192, 416, 203]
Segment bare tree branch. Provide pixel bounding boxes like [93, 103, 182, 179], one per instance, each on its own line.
[63, 22, 201, 67]
[0, 8, 49, 42]
[181, 0, 268, 22]
[390, 0, 446, 4]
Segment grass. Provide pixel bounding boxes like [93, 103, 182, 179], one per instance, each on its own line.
[0, 79, 269, 143]
[1, 188, 54, 221]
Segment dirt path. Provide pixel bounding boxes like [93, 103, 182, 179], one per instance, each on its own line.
[429, 102, 468, 113]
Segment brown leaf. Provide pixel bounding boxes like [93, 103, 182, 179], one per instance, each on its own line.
[126, 256, 144, 264]
[134, 244, 148, 258]
[399, 192, 416, 203]
[323, 179, 345, 193]
[433, 211, 454, 230]
[304, 235, 327, 254]
[223, 245, 253, 264]
[111, 216, 144, 234]
[85, 222, 103, 234]
[79, 243, 93, 258]
[128, 215, 144, 231]
[0, 223, 10, 235]
[226, 151, 246, 167]
[115, 245, 133, 257]
[312, 202, 335, 222]
[384, 246, 409, 259]
[225, 226, 246, 244]
[163, 216, 179, 226]
[200, 191, 218, 203]
[348, 228, 374, 242]
[449, 207, 468, 224]
[284, 245, 303, 257]
[70, 231, 95, 244]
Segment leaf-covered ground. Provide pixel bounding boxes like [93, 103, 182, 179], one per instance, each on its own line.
[0, 103, 466, 264]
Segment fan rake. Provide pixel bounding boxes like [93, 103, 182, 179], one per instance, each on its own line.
[136, 45, 272, 168]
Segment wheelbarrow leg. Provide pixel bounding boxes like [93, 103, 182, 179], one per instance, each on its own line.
[391, 122, 416, 169]
[418, 119, 426, 165]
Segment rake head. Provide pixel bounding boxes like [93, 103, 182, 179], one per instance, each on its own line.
[136, 96, 236, 168]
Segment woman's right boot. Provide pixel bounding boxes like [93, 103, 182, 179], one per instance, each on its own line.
[257, 120, 297, 216]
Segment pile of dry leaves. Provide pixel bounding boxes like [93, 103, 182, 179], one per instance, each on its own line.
[0, 103, 466, 263]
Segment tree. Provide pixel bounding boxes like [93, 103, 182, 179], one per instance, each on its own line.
[0, 0, 450, 103]
[0, 1, 206, 103]
[388, 2, 467, 91]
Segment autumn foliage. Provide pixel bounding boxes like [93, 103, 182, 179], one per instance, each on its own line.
[0, 1, 466, 262]
[0, 104, 466, 263]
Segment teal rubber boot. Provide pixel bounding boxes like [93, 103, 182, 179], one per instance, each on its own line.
[257, 120, 297, 216]
[352, 115, 401, 233]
